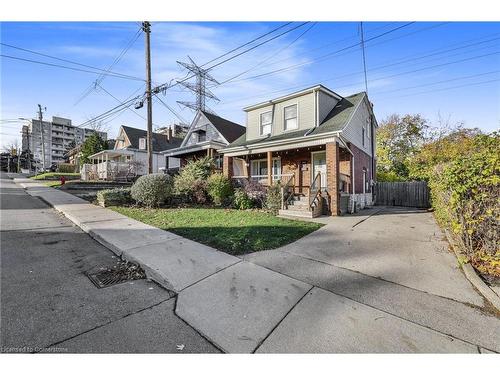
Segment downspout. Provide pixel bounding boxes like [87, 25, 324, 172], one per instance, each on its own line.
[338, 134, 356, 214]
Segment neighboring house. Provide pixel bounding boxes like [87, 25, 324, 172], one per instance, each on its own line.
[162, 110, 245, 173]
[64, 144, 82, 169]
[220, 84, 377, 218]
[83, 125, 183, 181]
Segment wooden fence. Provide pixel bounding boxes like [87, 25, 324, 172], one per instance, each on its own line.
[375, 181, 430, 208]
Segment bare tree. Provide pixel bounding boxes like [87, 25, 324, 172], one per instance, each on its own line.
[2, 139, 20, 154]
[84, 117, 110, 134]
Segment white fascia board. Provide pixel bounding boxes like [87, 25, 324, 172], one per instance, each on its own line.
[221, 132, 341, 157]
[243, 85, 343, 112]
[162, 141, 225, 156]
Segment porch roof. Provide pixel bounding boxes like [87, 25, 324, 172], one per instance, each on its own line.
[89, 149, 134, 160]
[222, 92, 365, 153]
[162, 140, 226, 157]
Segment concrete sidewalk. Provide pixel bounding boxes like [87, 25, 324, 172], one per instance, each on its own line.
[12, 177, 497, 353]
[15, 177, 240, 292]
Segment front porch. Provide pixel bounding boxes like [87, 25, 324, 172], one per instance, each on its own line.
[164, 141, 224, 174]
[81, 150, 138, 182]
[223, 141, 370, 217]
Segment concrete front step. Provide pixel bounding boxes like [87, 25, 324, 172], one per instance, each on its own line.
[278, 209, 314, 218]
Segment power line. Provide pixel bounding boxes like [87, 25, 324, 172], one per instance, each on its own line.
[0, 54, 144, 81]
[218, 22, 318, 86]
[373, 70, 500, 96]
[218, 36, 500, 107]
[200, 22, 293, 67]
[382, 77, 500, 99]
[207, 22, 311, 72]
[224, 22, 416, 83]
[153, 94, 188, 124]
[97, 83, 150, 123]
[75, 22, 322, 129]
[238, 22, 397, 75]
[74, 27, 143, 105]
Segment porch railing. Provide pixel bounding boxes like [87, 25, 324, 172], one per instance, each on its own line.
[280, 174, 295, 209]
[249, 174, 293, 185]
[309, 172, 323, 209]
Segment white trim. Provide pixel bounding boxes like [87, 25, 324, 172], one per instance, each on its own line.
[221, 131, 341, 155]
[259, 109, 273, 136]
[283, 102, 299, 132]
[243, 85, 342, 112]
[340, 92, 367, 133]
[162, 140, 226, 156]
[223, 136, 339, 157]
[311, 150, 327, 189]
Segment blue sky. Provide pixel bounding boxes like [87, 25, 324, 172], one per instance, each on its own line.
[1, 21, 499, 147]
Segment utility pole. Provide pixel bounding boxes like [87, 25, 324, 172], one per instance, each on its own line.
[37, 104, 46, 171]
[143, 21, 153, 174]
[26, 126, 31, 172]
[359, 22, 369, 95]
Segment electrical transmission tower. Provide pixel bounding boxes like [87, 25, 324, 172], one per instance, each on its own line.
[176, 56, 220, 113]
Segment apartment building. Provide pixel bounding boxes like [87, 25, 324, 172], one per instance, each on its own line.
[22, 116, 107, 169]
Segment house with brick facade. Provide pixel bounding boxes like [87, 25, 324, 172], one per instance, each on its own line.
[220, 85, 377, 218]
[162, 110, 245, 173]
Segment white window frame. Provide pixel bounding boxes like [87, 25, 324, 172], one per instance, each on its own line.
[260, 111, 272, 136]
[283, 103, 298, 131]
[250, 157, 281, 178]
[139, 137, 146, 150]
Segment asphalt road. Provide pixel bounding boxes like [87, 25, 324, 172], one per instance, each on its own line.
[0, 172, 218, 353]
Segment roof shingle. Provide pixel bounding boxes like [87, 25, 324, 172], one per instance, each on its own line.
[121, 125, 183, 152]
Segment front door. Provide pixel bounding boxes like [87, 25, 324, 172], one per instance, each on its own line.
[312, 151, 327, 189]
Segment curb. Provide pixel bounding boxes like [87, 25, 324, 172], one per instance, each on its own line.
[444, 229, 500, 312]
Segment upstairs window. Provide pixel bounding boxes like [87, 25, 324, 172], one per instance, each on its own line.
[362, 127, 366, 147]
[197, 130, 206, 142]
[284, 104, 298, 131]
[260, 111, 272, 136]
[139, 137, 146, 150]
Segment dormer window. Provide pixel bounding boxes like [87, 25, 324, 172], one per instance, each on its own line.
[139, 137, 146, 150]
[260, 111, 272, 136]
[284, 104, 298, 131]
[197, 130, 206, 142]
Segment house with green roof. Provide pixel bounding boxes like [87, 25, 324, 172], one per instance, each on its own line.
[220, 84, 378, 217]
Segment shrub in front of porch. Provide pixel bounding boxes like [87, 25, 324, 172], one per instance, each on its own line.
[173, 156, 214, 204]
[264, 182, 282, 215]
[233, 188, 254, 209]
[97, 188, 132, 207]
[131, 173, 173, 207]
[207, 173, 233, 206]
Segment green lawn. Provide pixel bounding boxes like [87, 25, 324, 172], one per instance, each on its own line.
[43, 180, 62, 187]
[111, 207, 323, 255]
[31, 172, 80, 180]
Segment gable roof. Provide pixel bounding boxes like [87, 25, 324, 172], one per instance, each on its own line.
[200, 111, 246, 143]
[225, 92, 365, 150]
[120, 125, 183, 152]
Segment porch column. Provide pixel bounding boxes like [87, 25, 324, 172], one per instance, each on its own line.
[223, 155, 233, 179]
[326, 141, 340, 216]
[267, 151, 272, 186]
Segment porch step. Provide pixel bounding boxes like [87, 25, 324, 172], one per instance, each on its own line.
[286, 202, 310, 211]
[278, 209, 314, 219]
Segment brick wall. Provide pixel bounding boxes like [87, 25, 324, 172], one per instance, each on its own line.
[326, 141, 340, 216]
[223, 155, 233, 178]
[350, 143, 373, 194]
